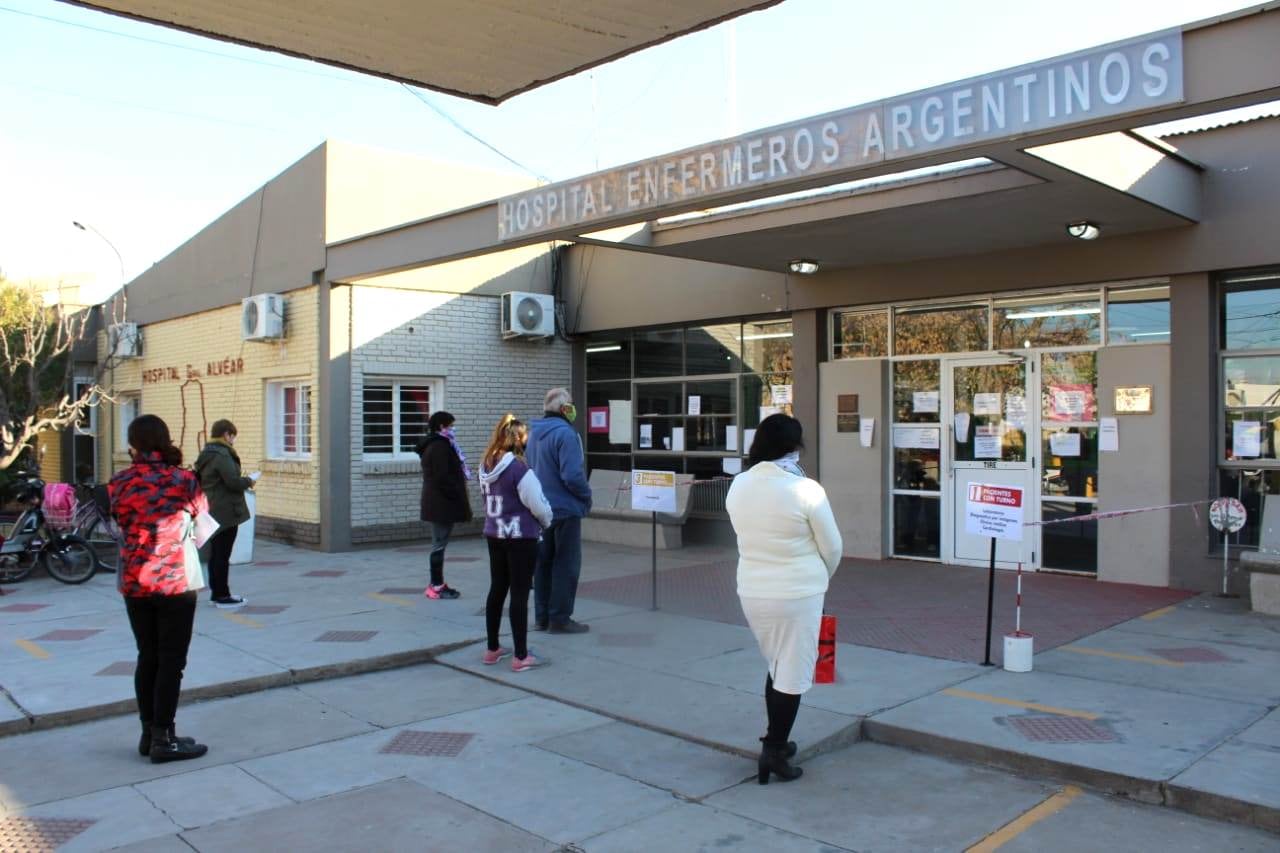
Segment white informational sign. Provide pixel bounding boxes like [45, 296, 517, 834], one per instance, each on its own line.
[687, 395, 702, 416]
[1234, 420, 1263, 458]
[726, 425, 738, 452]
[589, 409, 608, 430]
[1049, 431, 1082, 457]
[973, 393, 1002, 416]
[964, 483, 1025, 541]
[639, 423, 653, 449]
[954, 412, 971, 442]
[1005, 395, 1028, 428]
[759, 405, 782, 420]
[894, 426, 941, 450]
[631, 469, 677, 513]
[608, 400, 632, 444]
[1099, 417, 1119, 452]
[974, 425, 1002, 459]
[1209, 497, 1247, 533]
[744, 428, 757, 452]
[913, 391, 939, 414]
[671, 427, 685, 452]
[722, 457, 743, 475]
[860, 418, 875, 448]
[1053, 389, 1087, 418]
[771, 384, 793, 405]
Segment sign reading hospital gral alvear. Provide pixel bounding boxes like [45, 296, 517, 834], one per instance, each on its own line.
[498, 31, 1182, 241]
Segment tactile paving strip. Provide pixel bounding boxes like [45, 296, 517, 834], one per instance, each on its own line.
[315, 630, 378, 643]
[1006, 715, 1116, 743]
[302, 570, 345, 578]
[1149, 646, 1233, 663]
[379, 730, 473, 757]
[0, 816, 96, 851]
[0, 603, 50, 613]
[94, 661, 135, 676]
[32, 629, 102, 642]
[238, 605, 288, 615]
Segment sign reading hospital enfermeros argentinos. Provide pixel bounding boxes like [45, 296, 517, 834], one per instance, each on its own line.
[498, 31, 1182, 241]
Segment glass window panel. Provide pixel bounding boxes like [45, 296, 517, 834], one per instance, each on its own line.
[743, 373, 794, 426]
[686, 417, 733, 451]
[833, 311, 888, 359]
[893, 360, 941, 423]
[994, 293, 1100, 349]
[894, 449, 941, 492]
[1042, 352, 1098, 423]
[585, 337, 631, 381]
[637, 417, 675, 451]
[298, 386, 312, 454]
[1217, 469, 1280, 550]
[398, 385, 432, 454]
[1223, 356, 1280, 461]
[587, 454, 631, 473]
[743, 319, 794, 373]
[1040, 500, 1098, 573]
[952, 363, 1027, 462]
[893, 494, 940, 558]
[634, 328, 684, 377]
[686, 323, 742, 375]
[635, 382, 682, 417]
[1042, 428, 1099, 497]
[894, 304, 988, 355]
[283, 386, 299, 453]
[1108, 286, 1170, 345]
[685, 455, 729, 480]
[686, 380, 734, 416]
[362, 385, 394, 454]
[631, 454, 682, 474]
[586, 381, 631, 453]
[1223, 278, 1280, 351]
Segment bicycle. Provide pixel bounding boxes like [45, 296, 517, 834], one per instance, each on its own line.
[73, 481, 121, 574]
[0, 473, 98, 585]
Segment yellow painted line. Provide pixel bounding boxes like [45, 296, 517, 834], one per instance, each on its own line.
[219, 611, 263, 629]
[966, 785, 1083, 852]
[941, 688, 1100, 721]
[15, 639, 50, 660]
[365, 592, 413, 608]
[1061, 645, 1183, 668]
[1141, 605, 1175, 621]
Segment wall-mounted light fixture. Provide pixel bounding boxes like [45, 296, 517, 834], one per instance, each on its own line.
[585, 343, 622, 353]
[788, 259, 819, 275]
[1066, 221, 1100, 241]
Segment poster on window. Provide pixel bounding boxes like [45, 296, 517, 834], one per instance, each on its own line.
[771, 384, 793, 405]
[912, 391, 939, 413]
[639, 423, 653, 449]
[973, 393, 1001, 416]
[588, 406, 608, 433]
[687, 395, 702, 416]
[974, 425, 1002, 458]
[1049, 431, 1082, 457]
[1233, 420, 1263, 458]
[894, 426, 941, 450]
[1005, 395, 1028, 428]
[1047, 383, 1096, 421]
[608, 400, 632, 444]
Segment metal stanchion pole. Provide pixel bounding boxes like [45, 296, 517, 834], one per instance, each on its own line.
[983, 536, 997, 666]
[651, 510, 658, 611]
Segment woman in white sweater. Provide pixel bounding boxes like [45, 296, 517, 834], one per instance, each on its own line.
[725, 414, 843, 784]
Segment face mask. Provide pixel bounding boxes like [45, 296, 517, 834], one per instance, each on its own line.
[562, 404, 577, 423]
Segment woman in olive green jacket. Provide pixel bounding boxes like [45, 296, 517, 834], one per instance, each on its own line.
[194, 420, 257, 608]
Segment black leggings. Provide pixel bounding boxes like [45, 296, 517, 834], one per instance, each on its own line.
[486, 538, 538, 659]
[765, 673, 802, 746]
[125, 592, 198, 727]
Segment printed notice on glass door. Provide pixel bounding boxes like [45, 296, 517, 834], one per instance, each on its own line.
[973, 393, 1001, 416]
[1005, 395, 1028, 428]
[913, 391, 939, 413]
[894, 426, 940, 450]
[1049, 431, 1081, 457]
[1053, 389, 1087, 418]
[974, 425, 1002, 458]
[1233, 420, 1263, 458]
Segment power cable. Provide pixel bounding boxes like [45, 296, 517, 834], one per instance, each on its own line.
[399, 84, 549, 182]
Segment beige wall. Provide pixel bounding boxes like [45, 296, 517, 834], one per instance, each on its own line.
[358, 244, 554, 297]
[819, 358, 887, 558]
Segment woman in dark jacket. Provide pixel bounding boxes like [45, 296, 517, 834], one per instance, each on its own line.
[417, 410, 471, 599]
[194, 419, 257, 609]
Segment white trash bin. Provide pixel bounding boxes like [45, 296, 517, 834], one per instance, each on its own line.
[1003, 633, 1034, 673]
[230, 491, 256, 565]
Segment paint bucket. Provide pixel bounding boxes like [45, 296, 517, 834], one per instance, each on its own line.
[1003, 633, 1034, 673]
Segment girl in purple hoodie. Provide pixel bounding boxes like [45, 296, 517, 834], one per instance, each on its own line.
[478, 414, 554, 672]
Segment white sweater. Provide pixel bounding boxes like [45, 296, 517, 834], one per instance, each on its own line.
[725, 461, 844, 600]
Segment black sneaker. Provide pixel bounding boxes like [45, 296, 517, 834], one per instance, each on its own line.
[548, 619, 590, 634]
[532, 621, 549, 632]
[212, 596, 246, 609]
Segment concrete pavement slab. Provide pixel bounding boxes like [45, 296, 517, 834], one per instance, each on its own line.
[865, 669, 1270, 802]
[0, 578, 119, 626]
[1, 783, 181, 852]
[134, 764, 293, 830]
[1109, 599, 1280, 652]
[1035, 625, 1280, 705]
[179, 778, 556, 853]
[105, 834, 195, 853]
[293, 663, 525, 728]
[583, 802, 849, 852]
[667, 641, 984, 717]
[537, 721, 753, 799]
[525, 608, 757, 667]
[707, 741, 1052, 852]
[1168, 708, 1280, 832]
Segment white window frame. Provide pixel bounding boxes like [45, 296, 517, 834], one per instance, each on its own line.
[266, 380, 313, 460]
[361, 377, 443, 461]
[73, 376, 98, 436]
[116, 393, 141, 448]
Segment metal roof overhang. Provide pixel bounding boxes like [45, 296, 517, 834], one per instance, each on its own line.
[62, 0, 780, 104]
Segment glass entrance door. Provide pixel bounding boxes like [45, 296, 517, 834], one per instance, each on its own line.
[945, 357, 1036, 568]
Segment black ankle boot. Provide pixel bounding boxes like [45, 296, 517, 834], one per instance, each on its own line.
[149, 724, 208, 764]
[758, 736, 797, 758]
[757, 742, 803, 785]
[139, 722, 197, 757]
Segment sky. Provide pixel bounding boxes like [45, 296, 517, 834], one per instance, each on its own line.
[0, 0, 1260, 301]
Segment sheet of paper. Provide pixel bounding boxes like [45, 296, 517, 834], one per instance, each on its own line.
[894, 426, 941, 450]
[588, 407, 608, 432]
[608, 400, 632, 444]
[1049, 431, 1082, 457]
[974, 425, 1002, 458]
[1005, 395, 1028, 428]
[953, 412, 971, 442]
[725, 425, 738, 452]
[1053, 389, 1087, 418]
[1099, 417, 1119, 452]
[671, 427, 685, 452]
[973, 393, 1001, 415]
[1234, 420, 1262, 458]
[771, 384, 793, 405]
[687, 395, 701, 416]
[722, 457, 743, 475]
[639, 423, 653, 449]
[859, 418, 875, 448]
[912, 391, 939, 413]
[759, 405, 782, 421]
[744, 428, 757, 452]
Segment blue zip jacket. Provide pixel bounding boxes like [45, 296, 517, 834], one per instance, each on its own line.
[526, 413, 592, 519]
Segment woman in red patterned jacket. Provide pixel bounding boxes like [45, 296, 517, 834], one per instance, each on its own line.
[109, 414, 209, 763]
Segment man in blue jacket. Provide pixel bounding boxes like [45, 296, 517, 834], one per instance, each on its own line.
[527, 388, 593, 633]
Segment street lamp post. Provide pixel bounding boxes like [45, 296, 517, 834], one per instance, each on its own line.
[71, 220, 127, 480]
[71, 220, 125, 283]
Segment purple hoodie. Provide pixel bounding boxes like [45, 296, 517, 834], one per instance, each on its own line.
[478, 452, 554, 540]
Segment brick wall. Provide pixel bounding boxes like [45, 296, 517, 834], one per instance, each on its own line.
[348, 286, 570, 541]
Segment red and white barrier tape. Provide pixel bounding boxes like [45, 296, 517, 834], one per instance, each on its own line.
[1023, 499, 1212, 527]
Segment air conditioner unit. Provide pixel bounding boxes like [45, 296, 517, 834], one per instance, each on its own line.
[108, 322, 141, 358]
[501, 292, 555, 339]
[242, 294, 286, 341]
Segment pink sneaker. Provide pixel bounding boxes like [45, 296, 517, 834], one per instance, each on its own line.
[423, 584, 460, 600]
[482, 646, 511, 665]
[511, 652, 546, 672]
